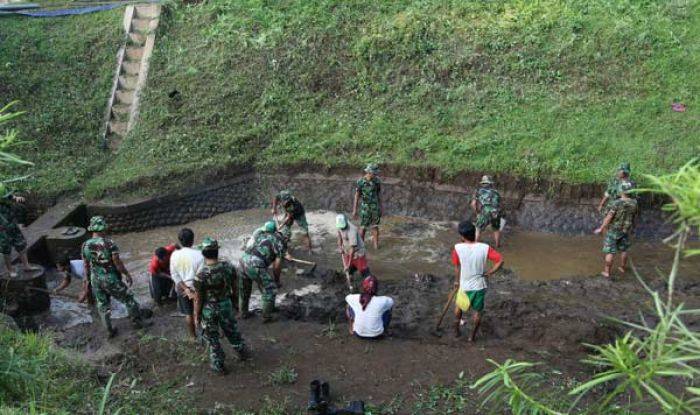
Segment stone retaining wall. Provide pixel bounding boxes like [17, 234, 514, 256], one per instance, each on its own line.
[86, 170, 670, 238]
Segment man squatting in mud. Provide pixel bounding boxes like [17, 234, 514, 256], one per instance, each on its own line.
[353, 163, 383, 250]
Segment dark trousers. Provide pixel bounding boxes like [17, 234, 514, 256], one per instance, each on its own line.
[149, 274, 174, 303]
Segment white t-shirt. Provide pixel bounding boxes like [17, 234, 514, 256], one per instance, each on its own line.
[169, 247, 204, 289]
[69, 259, 85, 278]
[346, 294, 394, 338]
[338, 222, 366, 258]
[453, 242, 493, 292]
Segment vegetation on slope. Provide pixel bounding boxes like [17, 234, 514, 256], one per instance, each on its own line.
[86, 0, 699, 198]
[0, 10, 122, 197]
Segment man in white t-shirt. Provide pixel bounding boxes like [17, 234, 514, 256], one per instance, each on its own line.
[170, 228, 204, 340]
[451, 221, 503, 342]
[54, 255, 93, 304]
[345, 275, 394, 338]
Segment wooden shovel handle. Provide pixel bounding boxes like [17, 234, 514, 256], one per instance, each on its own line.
[436, 287, 458, 330]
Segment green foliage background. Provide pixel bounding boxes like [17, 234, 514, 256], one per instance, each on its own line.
[0, 10, 122, 196]
[86, 0, 699, 198]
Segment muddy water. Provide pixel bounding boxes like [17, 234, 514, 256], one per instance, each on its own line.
[112, 208, 699, 282]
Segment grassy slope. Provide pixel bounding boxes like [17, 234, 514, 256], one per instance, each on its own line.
[0, 11, 121, 197]
[86, 0, 699, 198]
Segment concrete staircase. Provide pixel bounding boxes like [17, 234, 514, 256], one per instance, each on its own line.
[102, 4, 161, 151]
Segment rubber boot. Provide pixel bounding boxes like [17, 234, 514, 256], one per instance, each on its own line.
[262, 300, 274, 323]
[101, 313, 117, 338]
[239, 279, 252, 318]
[318, 381, 331, 412]
[308, 379, 321, 411]
[234, 344, 251, 361]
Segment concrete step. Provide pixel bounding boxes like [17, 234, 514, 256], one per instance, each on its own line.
[131, 18, 152, 34]
[125, 46, 144, 62]
[109, 121, 128, 137]
[116, 90, 134, 105]
[128, 32, 146, 46]
[111, 104, 131, 121]
[135, 4, 159, 19]
[118, 75, 138, 90]
[121, 61, 141, 75]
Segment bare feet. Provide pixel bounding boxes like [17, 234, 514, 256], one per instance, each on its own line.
[600, 272, 610, 278]
[617, 266, 626, 275]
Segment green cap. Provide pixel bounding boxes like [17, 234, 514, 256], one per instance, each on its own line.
[199, 237, 219, 250]
[87, 216, 108, 232]
[336, 213, 348, 229]
[364, 163, 379, 175]
[0, 183, 12, 199]
[264, 221, 277, 233]
[618, 162, 631, 174]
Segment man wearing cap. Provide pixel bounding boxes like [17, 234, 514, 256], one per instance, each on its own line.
[239, 226, 284, 322]
[471, 175, 503, 247]
[594, 181, 638, 278]
[246, 221, 290, 287]
[336, 213, 370, 290]
[0, 183, 38, 276]
[82, 216, 151, 337]
[193, 237, 249, 374]
[352, 164, 383, 249]
[271, 190, 312, 252]
[598, 162, 632, 213]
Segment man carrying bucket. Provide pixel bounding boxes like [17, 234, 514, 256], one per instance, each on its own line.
[451, 221, 503, 342]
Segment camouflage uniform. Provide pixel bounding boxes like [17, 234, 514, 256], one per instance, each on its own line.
[356, 177, 382, 229]
[603, 198, 638, 254]
[82, 236, 142, 332]
[276, 191, 309, 238]
[0, 197, 27, 256]
[239, 232, 283, 319]
[194, 260, 246, 372]
[473, 187, 502, 231]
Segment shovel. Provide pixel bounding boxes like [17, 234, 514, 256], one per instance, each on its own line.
[431, 287, 458, 337]
[286, 256, 317, 275]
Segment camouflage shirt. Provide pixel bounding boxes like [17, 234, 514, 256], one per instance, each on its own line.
[283, 197, 305, 220]
[82, 236, 121, 281]
[473, 187, 501, 214]
[244, 232, 283, 267]
[356, 177, 381, 206]
[194, 261, 236, 304]
[606, 198, 638, 234]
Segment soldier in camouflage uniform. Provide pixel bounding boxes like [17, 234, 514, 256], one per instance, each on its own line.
[598, 162, 632, 213]
[594, 181, 637, 278]
[0, 183, 38, 276]
[471, 175, 503, 247]
[239, 229, 284, 322]
[193, 238, 250, 374]
[82, 216, 151, 337]
[271, 190, 312, 251]
[352, 163, 383, 249]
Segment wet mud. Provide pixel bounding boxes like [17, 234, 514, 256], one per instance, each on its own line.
[21, 209, 700, 412]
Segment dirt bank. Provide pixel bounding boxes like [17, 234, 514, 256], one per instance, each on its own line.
[83, 166, 671, 237]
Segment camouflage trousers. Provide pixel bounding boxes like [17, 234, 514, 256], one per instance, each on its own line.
[201, 299, 245, 371]
[603, 231, 630, 254]
[239, 255, 276, 319]
[475, 209, 501, 231]
[91, 274, 142, 331]
[360, 203, 381, 229]
[0, 224, 27, 255]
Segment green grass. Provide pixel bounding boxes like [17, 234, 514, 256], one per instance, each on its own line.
[0, 10, 122, 197]
[85, 0, 699, 198]
[0, 327, 192, 414]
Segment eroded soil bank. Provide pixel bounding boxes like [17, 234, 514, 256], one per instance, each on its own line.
[30, 209, 700, 412]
